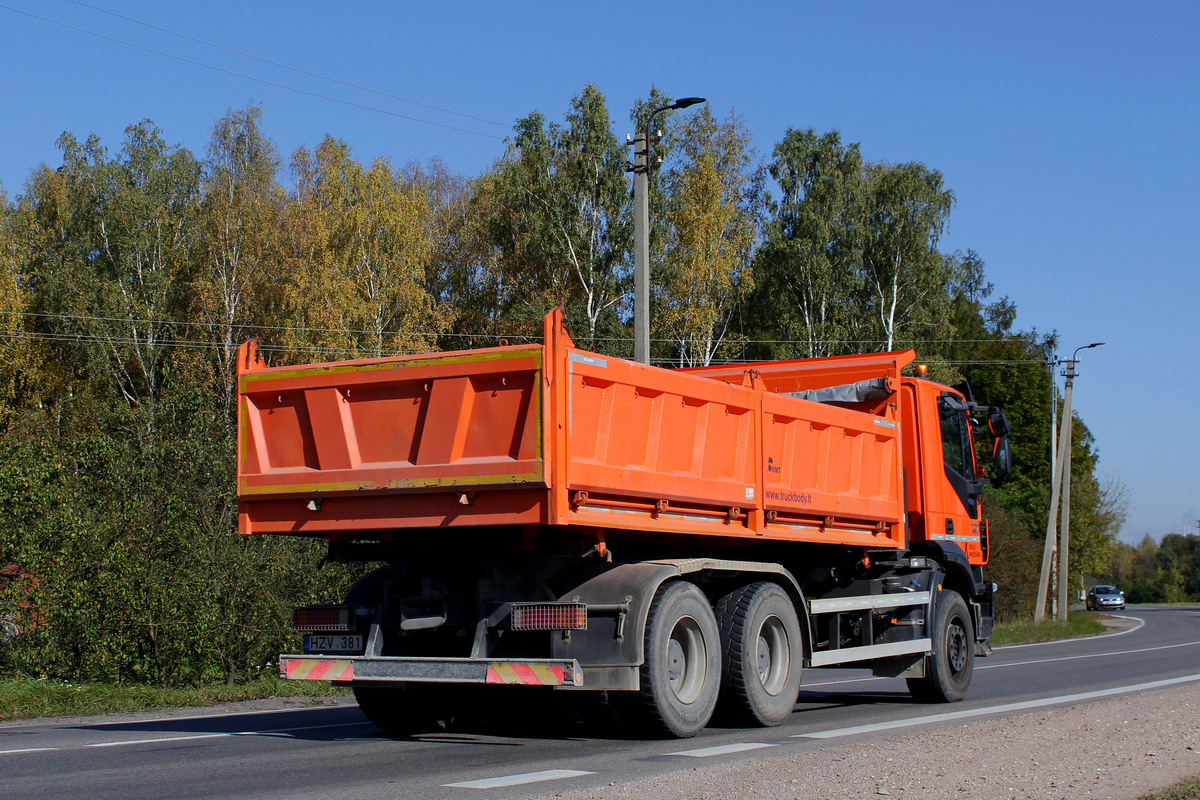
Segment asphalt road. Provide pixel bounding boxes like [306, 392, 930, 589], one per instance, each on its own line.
[3, 605, 1198, 800]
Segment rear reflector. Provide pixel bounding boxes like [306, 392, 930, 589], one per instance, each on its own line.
[510, 602, 587, 631]
[282, 657, 355, 682]
[293, 606, 353, 632]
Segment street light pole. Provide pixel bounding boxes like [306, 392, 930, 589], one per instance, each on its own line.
[631, 97, 706, 365]
[1056, 342, 1104, 621]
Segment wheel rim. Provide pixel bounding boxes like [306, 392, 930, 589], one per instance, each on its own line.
[756, 614, 790, 696]
[666, 615, 708, 704]
[947, 617, 969, 677]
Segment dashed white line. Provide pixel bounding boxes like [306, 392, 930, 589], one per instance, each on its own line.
[665, 742, 775, 758]
[0, 747, 57, 755]
[443, 769, 596, 789]
[978, 639, 1200, 671]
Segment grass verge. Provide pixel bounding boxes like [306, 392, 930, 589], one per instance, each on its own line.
[989, 610, 1110, 646]
[1142, 776, 1200, 800]
[0, 674, 350, 722]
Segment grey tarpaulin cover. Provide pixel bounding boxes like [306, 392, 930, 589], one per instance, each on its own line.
[782, 376, 891, 404]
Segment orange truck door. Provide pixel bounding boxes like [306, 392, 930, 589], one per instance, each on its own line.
[903, 379, 987, 565]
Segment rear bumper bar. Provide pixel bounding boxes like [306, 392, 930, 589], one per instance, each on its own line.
[280, 654, 584, 686]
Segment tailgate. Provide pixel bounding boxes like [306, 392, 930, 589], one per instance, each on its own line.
[237, 343, 545, 515]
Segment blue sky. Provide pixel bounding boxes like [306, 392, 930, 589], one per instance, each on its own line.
[1, 1, 1198, 543]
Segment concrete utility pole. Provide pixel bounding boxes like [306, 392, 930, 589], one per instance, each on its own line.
[1034, 349, 1060, 623]
[1056, 342, 1104, 621]
[630, 97, 706, 365]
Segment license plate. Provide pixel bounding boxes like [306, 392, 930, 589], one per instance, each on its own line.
[303, 634, 363, 653]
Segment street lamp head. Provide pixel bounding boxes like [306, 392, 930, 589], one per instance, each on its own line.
[671, 97, 707, 110]
[1073, 341, 1105, 359]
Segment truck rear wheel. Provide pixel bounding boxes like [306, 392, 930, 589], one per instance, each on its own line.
[630, 581, 720, 738]
[908, 591, 974, 702]
[714, 582, 803, 726]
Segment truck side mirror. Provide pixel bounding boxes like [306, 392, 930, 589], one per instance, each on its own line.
[988, 409, 1010, 437]
[992, 436, 1013, 483]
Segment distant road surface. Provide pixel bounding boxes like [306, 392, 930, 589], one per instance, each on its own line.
[2, 604, 1198, 800]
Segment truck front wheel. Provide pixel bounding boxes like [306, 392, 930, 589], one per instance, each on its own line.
[630, 581, 721, 738]
[908, 591, 974, 702]
[715, 582, 803, 726]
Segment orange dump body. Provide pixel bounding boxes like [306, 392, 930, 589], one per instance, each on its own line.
[237, 310, 914, 552]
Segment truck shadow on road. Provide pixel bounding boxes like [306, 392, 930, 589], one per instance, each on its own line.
[64, 690, 930, 746]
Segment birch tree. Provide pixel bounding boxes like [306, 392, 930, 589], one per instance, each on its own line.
[753, 128, 867, 359]
[753, 128, 955, 358]
[862, 162, 954, 351]
[196, 105, 283, 411]
[655, 107, 762, 366]
[475, 85, 630, 346]
[282, 137, 447, 358]
[36, 124, 200, 408]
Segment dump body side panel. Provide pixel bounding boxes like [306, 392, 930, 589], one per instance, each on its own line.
[237, 317, 911, 549]
[758, 390, 904, 548]
[558, 349, 762, 537]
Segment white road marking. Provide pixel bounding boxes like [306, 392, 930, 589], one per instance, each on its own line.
[978, 639, 1200, 671]
[87, 732, 230, 748]
[792, 673, 1200, 740]
[443, 769, 595, 789]
[665, 742, 775, 758]
[0, 747, 57, 755]
[84, 721, 366, 748]
[799, 626, 1192, 689]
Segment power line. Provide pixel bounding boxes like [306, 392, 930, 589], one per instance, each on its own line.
[69, 0, 509, 129]
[3, 310, 532, 342]
[0, 311, 1048, 348]
[0, 326, 1047, 368]
[0, 3, 506, 141]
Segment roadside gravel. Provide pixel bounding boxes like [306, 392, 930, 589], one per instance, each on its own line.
[539, 680, 1200, 800]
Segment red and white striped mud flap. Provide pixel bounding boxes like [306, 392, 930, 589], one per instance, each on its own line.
[282, 657, 355, 681]
[485, 662, 566, 686]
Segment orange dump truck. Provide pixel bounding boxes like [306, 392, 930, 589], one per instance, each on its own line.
[237, 309, 1011, 737]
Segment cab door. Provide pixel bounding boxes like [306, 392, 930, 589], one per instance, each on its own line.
[901, 379, 987, 565]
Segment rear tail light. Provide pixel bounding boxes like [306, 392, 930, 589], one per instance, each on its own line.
[293, 605, 354, 632]
[510, 602, 587, 631]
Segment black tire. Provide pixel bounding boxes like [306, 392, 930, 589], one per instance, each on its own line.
[714, 582, 803, 726]
[353, 684, 450, 735]
[629, 581, 721, 738]
[908, 591, 974, 702]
